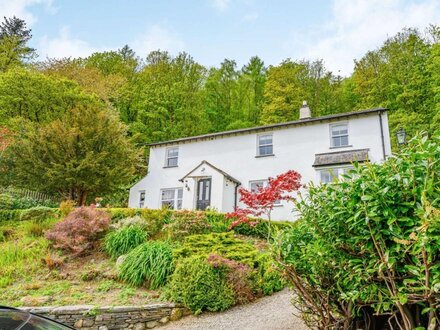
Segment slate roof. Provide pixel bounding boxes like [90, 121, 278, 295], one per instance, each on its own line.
[147, 108, 388, 147]
[179, 160, 241, 184]
[313, 149, 370, 167]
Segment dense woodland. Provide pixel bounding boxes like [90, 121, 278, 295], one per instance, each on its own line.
[0, 16, 439, 204]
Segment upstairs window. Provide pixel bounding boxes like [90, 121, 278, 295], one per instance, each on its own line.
[330, 123, 349, 147]
[139, 190, 145, 208]
[161, 188, 183, 210]
[257, 134, 273, 156]
[165, 147, 179, 167]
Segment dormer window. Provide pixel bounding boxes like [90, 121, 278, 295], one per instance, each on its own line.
[257, 134, 273, 156]
[165, 147, 179, 167]
[330, 123, 349, 147]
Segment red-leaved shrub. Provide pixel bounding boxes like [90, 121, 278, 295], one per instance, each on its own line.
[45, 206, 110, 256]
[207, 254, 257, 304]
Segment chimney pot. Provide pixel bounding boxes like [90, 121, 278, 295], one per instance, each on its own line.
[299, 101, 311, 120]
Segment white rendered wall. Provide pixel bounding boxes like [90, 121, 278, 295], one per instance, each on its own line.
[129, 112, 391, 220]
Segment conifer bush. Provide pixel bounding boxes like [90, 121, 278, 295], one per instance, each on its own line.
[104, 226, 147, 259]
[165, 256, 235, 314]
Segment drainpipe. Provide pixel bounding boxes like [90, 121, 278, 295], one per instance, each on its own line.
[234, 183, 239, 209]
[378, 111, 386, 160]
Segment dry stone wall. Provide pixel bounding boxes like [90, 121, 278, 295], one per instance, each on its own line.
[21, 303, 189, 329]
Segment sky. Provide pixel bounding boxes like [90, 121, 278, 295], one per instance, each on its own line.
[1, 0, 439, 76]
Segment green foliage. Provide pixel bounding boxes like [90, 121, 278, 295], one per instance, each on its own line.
[173, 232, 260, 267]
[119, 241, 174, 289]
[165, 256, 235, 314]
[232, 219, 293, 239]
[0, 209, 21, 222]
[22, 218, 57, 237]
[104, 226, 148, 259]
[19, 206, 58, 222]
[164, 210, 212, 239]
[1, 104, 141, 205]
[275, 132, 440, 329]
[59, 200, 75, 218]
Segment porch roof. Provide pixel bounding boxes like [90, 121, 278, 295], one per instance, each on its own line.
[313, 149, 369, 167]
[179, 160, 241, 185]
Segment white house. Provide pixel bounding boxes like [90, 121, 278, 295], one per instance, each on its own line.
[129, 103, 392, 220]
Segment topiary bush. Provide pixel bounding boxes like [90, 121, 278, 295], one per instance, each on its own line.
[45, 206, 110, 256]
[166, 256, 235, 314]
[104, 226, 148, 259]
[119, 241, 174, 289]
[275, 132, 440, 329]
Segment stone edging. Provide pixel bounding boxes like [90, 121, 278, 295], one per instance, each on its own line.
[20, 303, 190, 329]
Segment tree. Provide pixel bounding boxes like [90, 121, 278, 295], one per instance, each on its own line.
[121, 51, 209, 144]
[261, 59, 338, 124]
[0, 104, 141, 205]
[0, 67, 95, 125]
[0, 16, 35, 71]
[226, 170, 302, 239]
[352, 27, 439, 146]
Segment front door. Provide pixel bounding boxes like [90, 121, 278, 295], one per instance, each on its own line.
[196, 178, 211, 210]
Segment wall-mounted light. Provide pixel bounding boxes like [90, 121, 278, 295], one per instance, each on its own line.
[396, 127, 407, 145]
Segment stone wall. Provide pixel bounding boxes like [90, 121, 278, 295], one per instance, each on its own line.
[21, 303, 189, 329]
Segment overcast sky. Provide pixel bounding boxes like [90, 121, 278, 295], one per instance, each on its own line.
[1, 0, 439, 76]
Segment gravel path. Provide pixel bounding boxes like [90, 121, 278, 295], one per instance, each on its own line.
[161, 289, 307, 330]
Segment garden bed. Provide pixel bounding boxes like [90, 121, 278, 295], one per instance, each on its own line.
[0, 208, 287, 315]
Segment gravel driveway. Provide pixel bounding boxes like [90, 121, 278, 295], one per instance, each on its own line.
[161, 288, 307, 330]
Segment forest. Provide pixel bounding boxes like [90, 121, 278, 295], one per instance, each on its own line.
[0, 16, 439, 205]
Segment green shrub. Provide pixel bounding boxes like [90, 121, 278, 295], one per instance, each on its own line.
[0, 194, 13, 209]
[233, 219, 293, 239]
[19, 207, 58, 222]
[23, 219, 57, 237]
[165, 210, 212, 239]
[119, 241, 174, 289]
[59, 200, 75, 218]
[0, 209, 22, 222]
[207, 254, 258, 304]
[275, 132, 440, 329]
[204, 211, 230, 233]
[256, 253, 285, 295]
[166, 256, 235, 314]
[106, 208, 170, 236]
[104, 226, 148, 259]
[173, 232, 260, 267]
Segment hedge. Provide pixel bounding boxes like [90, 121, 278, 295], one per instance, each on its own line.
[0, 207, 296, 239]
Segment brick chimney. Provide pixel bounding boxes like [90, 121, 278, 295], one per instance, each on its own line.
[299, 101, 311, 120]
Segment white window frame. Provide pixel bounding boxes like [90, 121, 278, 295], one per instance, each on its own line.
[139, 190, 146, 208]
[160, 187, 183, 210]
[256, 133, 274, 156]
[248, 179, 281, 205]
[318, 166, 354, 184]
[165, 147, 179, 167]
[330, 122, 349, 148]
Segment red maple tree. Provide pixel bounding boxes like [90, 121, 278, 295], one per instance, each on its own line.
[226, 170, 302, 236]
